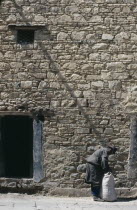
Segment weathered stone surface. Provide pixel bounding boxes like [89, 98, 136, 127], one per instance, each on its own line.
[106, 62, 125, 72]
[76, 128, 90, 134]
[34, 15, 45, 22]
[115, 32, 130, 43]
[104, 128, 113, 135]
[73, 14, 86, 23]
[57, 32, 68, 40]
[77, 164, 86, 172]
[1, 92, 9, 99]
[100, 120, 109, 125]
[127, 64, 137, 70]
[102, 34, 114, 40]
[108, 81, 122, 90]
[6, 15, 17, 23]
[21, 81, 32, 89]
[122, 6, 131, 14]
[38, 81, 47, 89]
[57, 15, 72, 23]
[62, 62, 77, 69]
[124, 87, 137, 114]
[131, 33, 137, 42]
[89, 53, 100, 60]
[71, 31, 86, 40]
[78, 98, 88, 107]
[117, 54, 133, 61]
[106, 0, 117, 2]
[74, 91, 83, 98]
[15, 0, 24, 6]
[65, 6, 79, 14]
[92, 43, 108, 50]
[90, 15, 102, 23]
[101, 53, 110, 61]
[91, 81, 104, 88]
[0, 0, 137, 196]
[61, 99, 76, 107]
[0, 52, 3, 59]
[78, 83, 90, 90]
[17, 73, 28, 79]
[65, 166, 75, 173]
[133, 6, 137, 12]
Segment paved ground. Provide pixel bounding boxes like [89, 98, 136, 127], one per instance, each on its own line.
[0, 194, 137, 210]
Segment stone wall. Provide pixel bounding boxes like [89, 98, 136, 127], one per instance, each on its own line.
[0, 0, 137, 195]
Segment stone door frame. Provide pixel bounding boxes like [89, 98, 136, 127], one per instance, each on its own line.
[128, 115, 137, 179]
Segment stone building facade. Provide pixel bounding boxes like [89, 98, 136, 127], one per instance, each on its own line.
[0, 0, 137, 196]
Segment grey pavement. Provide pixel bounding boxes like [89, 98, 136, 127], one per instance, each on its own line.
[0, 193, 137, 210]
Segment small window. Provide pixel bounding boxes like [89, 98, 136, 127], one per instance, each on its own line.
[17, 29, 35, 44]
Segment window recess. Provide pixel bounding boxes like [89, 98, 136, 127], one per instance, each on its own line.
[17, 29, 35, 44]
[8, 25, 45, 45]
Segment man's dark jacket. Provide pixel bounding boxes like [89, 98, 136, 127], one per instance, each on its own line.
[85, 147, 111, 185]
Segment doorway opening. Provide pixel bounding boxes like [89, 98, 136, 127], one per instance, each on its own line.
[0, 115, 33, 178]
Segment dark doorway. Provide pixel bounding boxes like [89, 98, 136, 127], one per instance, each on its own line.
[0, 115, 33, 178]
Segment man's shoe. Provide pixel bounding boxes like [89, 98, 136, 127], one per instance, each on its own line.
[93, 196, 104, 202]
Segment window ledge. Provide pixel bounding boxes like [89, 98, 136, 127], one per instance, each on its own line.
[8, 24, 45, 30]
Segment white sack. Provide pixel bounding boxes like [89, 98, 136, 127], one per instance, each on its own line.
[100, 172, 117, 201]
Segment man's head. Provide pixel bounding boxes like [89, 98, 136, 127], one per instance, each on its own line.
[107, 145, 117, 155]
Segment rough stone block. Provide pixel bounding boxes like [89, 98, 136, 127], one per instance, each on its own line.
[57, 15, 72, 23]
[21, 81, 32, 89]
[62, 62, 77, 70]
[57, 32, 68, 40]
[76, 128, 90, 134]
[90, 15, 102, 23]
[100, 120, 109, 125]
[71, 31, 86, 40]
[104, 128, 113, 135]
[77, 164, 86, 172]
[102, 34, 114, 40]
[34, 15, 46, 22]
[115, 32, 129, 43]
[91, 81, 104, 88]
[65, 6, 79, 14]
[92, 43, 108, 50]
[78, 83, 90, 90]
[38, 81, 47, 89]
[106, 62, 125, 71]
[89, 53, 100, 60]
[108, 81, 122, 90]
[6, 15, 16, 23]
